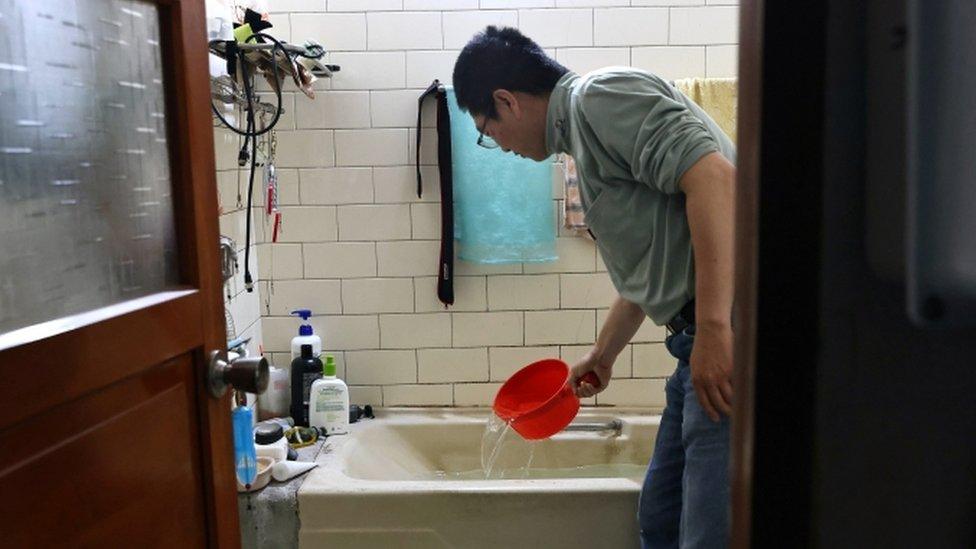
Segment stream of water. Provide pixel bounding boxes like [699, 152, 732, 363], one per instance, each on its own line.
[480, 413, 536, 480]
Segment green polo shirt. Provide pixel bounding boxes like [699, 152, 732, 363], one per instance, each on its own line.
[546, 69, 737, 325]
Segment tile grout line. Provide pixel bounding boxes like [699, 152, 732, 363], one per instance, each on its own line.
[667, 6, 672, 45]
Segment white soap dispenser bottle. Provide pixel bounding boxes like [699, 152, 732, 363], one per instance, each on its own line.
[308, 355, 349, 435]
[290, 309, 321, 360]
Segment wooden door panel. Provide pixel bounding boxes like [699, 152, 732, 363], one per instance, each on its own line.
[0, 291, 202, 431]
[0, 354, 207, 548]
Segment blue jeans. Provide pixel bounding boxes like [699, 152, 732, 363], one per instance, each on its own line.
[638, 326, 730, 549]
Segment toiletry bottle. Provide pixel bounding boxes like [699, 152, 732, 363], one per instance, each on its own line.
[308, 355, 350, 435]
[290, 309, 322, 360]
[232, 396, 258, 489]
[253, 422, 289, 463]
[290, 345, 322, 427]
[257, 364, 290, 420]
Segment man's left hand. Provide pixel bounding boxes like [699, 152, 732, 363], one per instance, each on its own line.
[689, 322, 734, 422]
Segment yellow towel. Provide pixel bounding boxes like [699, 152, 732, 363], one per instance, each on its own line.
[673, 77, 737, 144]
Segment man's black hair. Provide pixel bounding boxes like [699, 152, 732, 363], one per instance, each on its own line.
[452, 26, 569, 119]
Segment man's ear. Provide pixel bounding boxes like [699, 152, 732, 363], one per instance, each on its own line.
[492, 89, 522, 119]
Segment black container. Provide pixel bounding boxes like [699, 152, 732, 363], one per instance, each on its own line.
[290, 344, 322, 427]
[254, 422, 284, 445]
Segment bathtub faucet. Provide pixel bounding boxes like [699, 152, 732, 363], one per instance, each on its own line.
[562, 419, 622, 434]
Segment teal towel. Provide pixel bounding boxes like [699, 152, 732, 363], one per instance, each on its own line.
[446, 87, 557, 264]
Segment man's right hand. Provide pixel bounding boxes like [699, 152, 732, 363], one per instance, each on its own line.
[568, 296, 644, 398]
[569, 350, 613, 398]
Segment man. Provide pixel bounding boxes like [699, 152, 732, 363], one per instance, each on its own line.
[453, 27, 736, 548]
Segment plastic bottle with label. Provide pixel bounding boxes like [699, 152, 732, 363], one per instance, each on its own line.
[308, 355, 349, 435]
[290, 309, 321, 360]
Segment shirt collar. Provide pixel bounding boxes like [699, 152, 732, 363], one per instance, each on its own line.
[546, 71, 579, 156]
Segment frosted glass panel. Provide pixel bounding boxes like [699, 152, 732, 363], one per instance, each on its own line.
[0, 0, 179, 335]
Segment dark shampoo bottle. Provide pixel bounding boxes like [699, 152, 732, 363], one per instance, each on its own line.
[290, 344, 322, 427]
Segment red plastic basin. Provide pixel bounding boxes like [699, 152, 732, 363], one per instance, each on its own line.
[492, 358, 599, 440]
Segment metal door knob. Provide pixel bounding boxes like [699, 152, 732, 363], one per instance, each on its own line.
[208, 350, 269, 398]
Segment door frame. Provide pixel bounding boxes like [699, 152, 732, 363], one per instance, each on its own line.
[730, 0, 762, 545]
[732, 0, 827, 547]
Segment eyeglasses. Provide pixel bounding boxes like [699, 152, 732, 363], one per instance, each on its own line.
[476, 117, 499, 149]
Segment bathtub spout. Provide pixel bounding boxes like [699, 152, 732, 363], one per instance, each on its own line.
[562, 419, 622, 434]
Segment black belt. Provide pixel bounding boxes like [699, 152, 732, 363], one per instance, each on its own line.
[666, 300, 696, 334]
[417, 80, 454, 306]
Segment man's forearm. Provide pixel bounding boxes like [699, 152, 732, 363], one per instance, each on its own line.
[591, 296, 646, 366]
[681, 152, 736, 328]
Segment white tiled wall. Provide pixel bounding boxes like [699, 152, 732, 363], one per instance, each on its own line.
[216, 0, 738, 408]
[215, 128, 265, 361]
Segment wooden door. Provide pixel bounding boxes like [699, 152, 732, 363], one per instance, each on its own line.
[731, 0, 828, 546]
[0, 0, 239, 546]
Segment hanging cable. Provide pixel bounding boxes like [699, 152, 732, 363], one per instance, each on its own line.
[242, 95, 258, 292]
[210, 31, 290, 292]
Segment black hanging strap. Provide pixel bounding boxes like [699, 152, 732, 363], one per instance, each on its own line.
[417, 80, 454, 306]
[417, 80, 439, 199]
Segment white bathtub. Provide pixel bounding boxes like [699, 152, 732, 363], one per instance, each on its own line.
[298, 407, 660, 549]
